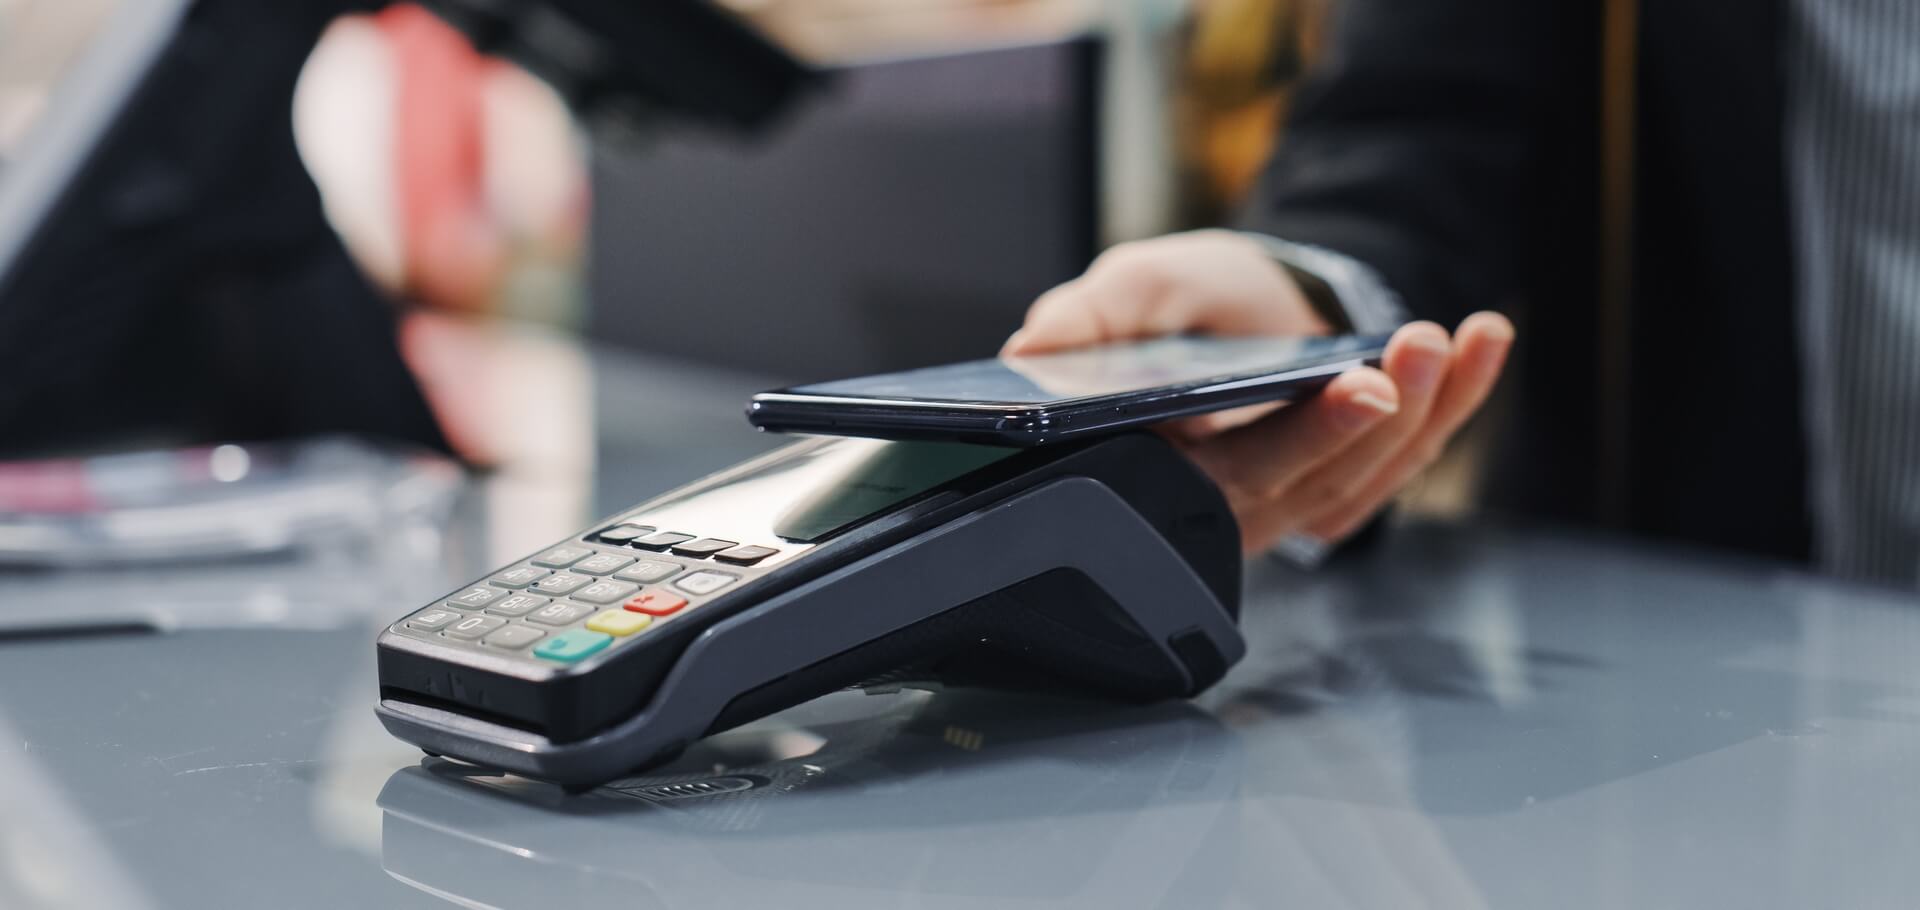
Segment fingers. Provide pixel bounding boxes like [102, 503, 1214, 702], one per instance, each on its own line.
[1173, 312, 1515, 555]
[1432, 311, 1516, 430]
[1178, 367, 1400, 549]
[1305, 311, 1515, 541]
[1002, 267, 1165, 356]
[1002, 231, 1329, 356]
[1002, 278, 1101, 355]
[1277, 322, 1451, 529]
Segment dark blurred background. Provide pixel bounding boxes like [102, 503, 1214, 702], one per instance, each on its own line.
[0, 0, 1477, 556]
[0, 0, 1357, 451]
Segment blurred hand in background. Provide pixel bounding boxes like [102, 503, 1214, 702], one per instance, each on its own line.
[1004, 229, 1514, 555]
[293, 5, 591, 466]
[294, 3, 587, 319]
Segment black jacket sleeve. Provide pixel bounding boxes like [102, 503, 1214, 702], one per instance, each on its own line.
[1238, 0, 1595, 327]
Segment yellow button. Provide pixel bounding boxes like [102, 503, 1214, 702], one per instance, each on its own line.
[586, 609, 651, 637]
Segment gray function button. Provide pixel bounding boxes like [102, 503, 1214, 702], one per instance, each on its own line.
[446, 586, 505, 609]
[533, 573, 593, 596]
[571, 553, 635, 576]
[531, 545, 593, 568]
[486, 593, 550, 617]
[526, 601, 593, 627]
[483, 625, 545, 650]
[674, 570, 738, 596]
[713, 544, 780, 566]
[571, 580, 639, 604]
[594, 524, 653, 545]
[631, 531, 695, 551]
[444, 614, 507, 640]
[488, 565, 551, 589]
[405, 607, 462, 632]
[614, 559, 684, 584]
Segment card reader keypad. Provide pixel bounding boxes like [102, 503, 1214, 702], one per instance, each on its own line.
[485, 593, 549, 617]
[531, 546, 592, 568]
[669, 537, 736, 557]
[614, 559, 682, 584]
[488, 566, 551, 589]
[406, 608, 461, 632]
[447, 586, 505, 609]
[526, 601, 594, 626]
[631, 531, 695, 551]
[532, 573, 593, 596]
[393, 525, 787, 666]
[571, 553, 635, 576]
[444, 615, 507, 640]
[674, 570, 737, 596]
[572, 580, 639, 604]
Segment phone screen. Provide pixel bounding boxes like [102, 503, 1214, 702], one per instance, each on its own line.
[786, 334, 1386, 406]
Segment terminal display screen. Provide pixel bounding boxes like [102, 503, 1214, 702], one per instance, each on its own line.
[628, 438, 1015, 545]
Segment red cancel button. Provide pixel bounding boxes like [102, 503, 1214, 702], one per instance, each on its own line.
[623, 591, 688, 616]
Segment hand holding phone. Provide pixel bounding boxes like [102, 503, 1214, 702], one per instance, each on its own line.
[1003, 232, 1518, 554]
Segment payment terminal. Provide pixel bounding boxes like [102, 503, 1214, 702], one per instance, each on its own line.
[376, 432, 1245, 789]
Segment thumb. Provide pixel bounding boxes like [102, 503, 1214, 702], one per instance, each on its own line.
[1002, 276, 1119, 356]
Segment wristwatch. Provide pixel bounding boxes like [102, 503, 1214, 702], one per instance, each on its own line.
[1243, 232, 1407, 335]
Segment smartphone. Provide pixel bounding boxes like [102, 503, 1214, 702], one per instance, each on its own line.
[747, 334, 1388, 445]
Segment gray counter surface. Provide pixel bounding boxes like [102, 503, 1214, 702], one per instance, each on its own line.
[1, 345, 1916, 910]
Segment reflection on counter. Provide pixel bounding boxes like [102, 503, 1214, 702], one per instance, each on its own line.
[0, 437, 457, 568]
[377, 688, 1242, 909]
[0, 438, 462, 635]
[3, 496, 1919, 908]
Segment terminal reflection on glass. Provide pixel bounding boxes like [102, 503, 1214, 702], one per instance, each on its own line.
[790, 334, 1384, 404]
[630, 438, 1015, 547]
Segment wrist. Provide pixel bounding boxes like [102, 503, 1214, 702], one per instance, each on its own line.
[1240, 233, 1408, 334]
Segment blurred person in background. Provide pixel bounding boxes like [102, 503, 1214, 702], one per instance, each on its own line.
[1009, 0, 1920, 589]
[296, 3, 588, 464]
[297, 3, 586, 318]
